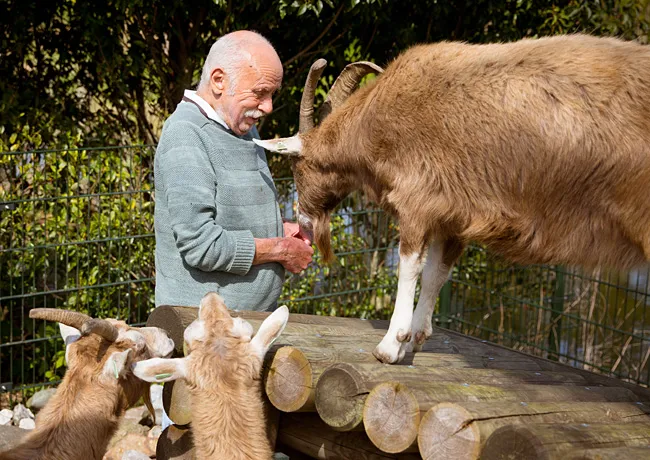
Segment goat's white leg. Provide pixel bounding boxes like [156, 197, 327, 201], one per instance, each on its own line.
[373, 248, 425, 364]
[408, 241, 452, 352]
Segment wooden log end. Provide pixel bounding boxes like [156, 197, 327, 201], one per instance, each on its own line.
[363, 381, 420, 454]
[162, 379, 193, 426]
[480, 424, 547, 460]
[315, 363, 367, 431]
[265, 346, 315, 412]
[418, 403, 481, 460]
[156, 425, 195, 460]
[147, 305, 198, 356]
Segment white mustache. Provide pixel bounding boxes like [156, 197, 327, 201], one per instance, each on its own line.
[244, 109, 265, 119]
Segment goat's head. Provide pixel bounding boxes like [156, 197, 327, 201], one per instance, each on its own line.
[132, 292, 289, 390]
[29, 308, 175, 409]
[254, 59, 383, 263]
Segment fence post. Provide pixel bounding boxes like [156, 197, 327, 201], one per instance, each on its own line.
[548, 266, 565, 361]
[438, 280, 452, 329]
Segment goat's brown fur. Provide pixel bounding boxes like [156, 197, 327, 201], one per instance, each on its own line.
[184, 298, 272, 459]
[0, 320, 171, 460]
[296, 34, 650, 269]
[134, 293, 285, 459]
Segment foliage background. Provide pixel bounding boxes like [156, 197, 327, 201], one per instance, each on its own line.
[1, 0, 650, 399]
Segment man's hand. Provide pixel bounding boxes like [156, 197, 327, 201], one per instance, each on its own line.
[283, 221, 312, 246]
[253, 236, 314, 274]
[277, 237, 314, 273]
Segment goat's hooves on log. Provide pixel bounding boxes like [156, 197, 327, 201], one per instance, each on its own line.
[372, 342, 406, 364]
[396, 330, 412, 343]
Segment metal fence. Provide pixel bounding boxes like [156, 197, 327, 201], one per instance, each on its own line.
[1, 145, 649, 405]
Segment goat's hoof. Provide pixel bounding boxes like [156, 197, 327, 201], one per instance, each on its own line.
[414, 330, 429, 345]
[373, 340, 406, 364]
[396, 329, 412, 343]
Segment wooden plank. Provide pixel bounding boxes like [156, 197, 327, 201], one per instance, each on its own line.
[264, 345, 544, 413]
[566, 446, 650, 459]
[276, 413, 420, 460]
[316, 365, 639, 434]
[481, 422, 650, 460]
[418, 401, 650, 460]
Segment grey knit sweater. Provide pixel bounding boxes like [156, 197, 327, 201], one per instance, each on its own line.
[153, 101, 284, 310]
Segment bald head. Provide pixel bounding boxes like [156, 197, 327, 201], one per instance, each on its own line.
[198, 31, 281, 93]
[196, 30, 283, 135]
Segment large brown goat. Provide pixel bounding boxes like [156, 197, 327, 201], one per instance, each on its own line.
[0, 309, 175, 460]
[255, 34, 650, 364]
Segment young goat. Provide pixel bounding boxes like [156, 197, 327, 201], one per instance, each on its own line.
[255, 34, 650, 364]
[0, 309, 174, 460]
[133, 292, 289, 460]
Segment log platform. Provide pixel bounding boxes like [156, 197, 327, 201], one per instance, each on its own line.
[148, 306, 650, 459]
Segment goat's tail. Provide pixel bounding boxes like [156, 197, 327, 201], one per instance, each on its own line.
[314, 214, 335, 264]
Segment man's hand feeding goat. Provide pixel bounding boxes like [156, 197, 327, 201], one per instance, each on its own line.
[255, 34, 650, 364]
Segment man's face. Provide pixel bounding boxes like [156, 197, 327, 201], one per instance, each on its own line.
[217, 47, 283, 135]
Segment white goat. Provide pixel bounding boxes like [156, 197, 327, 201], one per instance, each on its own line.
[0, 308, 174, 460]
[133, 292, 289, 460]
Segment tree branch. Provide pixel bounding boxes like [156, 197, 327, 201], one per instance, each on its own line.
[282, 3, 345, 67]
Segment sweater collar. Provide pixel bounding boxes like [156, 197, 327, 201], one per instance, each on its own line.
[182, 90, 230, 131]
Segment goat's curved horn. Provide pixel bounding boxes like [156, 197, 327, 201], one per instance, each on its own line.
[299, 58, 328, 134]
[29, 308, 92, 331]
[320, 61, 384, 121]
[81, 318, 119, 342]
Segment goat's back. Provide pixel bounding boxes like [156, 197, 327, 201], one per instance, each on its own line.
[360, 34, 650, 268]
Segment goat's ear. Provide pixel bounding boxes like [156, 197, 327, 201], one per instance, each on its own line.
[103, 349, 132, 380]
[132, 357, 187, 383]
[253, 136, 302, 157]
[59, 323, 81, 366]
[250, 305, 289, 359]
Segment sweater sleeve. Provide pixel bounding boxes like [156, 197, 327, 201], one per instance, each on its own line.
[158, 122, 256, 275]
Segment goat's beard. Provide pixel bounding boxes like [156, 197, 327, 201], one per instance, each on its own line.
[314, 214, 335, 264]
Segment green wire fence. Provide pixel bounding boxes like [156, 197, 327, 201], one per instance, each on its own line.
[1, 145, 648, 405]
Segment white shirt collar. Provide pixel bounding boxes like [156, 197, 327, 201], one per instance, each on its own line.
[182, 90, 230, 130]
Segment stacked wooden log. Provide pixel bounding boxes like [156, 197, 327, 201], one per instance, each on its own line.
[147, 306, 650, 459]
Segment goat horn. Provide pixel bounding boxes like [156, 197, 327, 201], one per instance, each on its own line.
[29, 308, 92, 331]
[81, 318, 119, 342]
[319, 61, 384, 121]
[299, 58, 328, 134]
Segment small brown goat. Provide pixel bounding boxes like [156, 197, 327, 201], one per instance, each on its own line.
[0, 309, 174, 460]
[255, 34, 650, 364]
[133, 292, 288, 459]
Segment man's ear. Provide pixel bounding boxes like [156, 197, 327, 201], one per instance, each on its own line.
[132, 357, 188, 383]
[211, 68, 226, 95]
[102, 349, 132, 380]
[253, 136, 302, 157]
[59, 323, 81, 365]
[250, 305, 289, 360]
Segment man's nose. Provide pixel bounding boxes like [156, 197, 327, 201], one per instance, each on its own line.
[258, 97, 273, 114]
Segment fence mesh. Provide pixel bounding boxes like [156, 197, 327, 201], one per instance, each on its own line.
[1, 145, 648, 405]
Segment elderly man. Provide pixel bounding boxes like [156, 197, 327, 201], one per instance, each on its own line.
[153, 30, 313, 312]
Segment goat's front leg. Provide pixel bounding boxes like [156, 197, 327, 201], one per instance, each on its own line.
[373, 245, 426, 364]
[408, 238, 463, 352]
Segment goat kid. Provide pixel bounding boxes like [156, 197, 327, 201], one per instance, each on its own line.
[133, 292, 289, 460]
[255, 34, 650, 364]
[0, 309, 174, 460]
